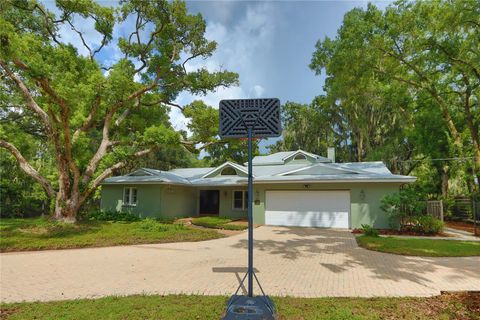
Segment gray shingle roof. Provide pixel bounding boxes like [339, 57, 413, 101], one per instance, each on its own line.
[104, 170, 191, 185]
[102, 151, 416, 185]
[249, 150, 331, 165]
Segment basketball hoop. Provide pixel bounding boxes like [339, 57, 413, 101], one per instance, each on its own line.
[219, 98, 281, 320]
[238, 137, 261, 141]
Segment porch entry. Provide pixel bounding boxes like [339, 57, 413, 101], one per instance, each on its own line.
[199, 190, 220, 215]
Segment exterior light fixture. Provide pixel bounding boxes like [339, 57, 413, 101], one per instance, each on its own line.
[360, 189, 366, 200]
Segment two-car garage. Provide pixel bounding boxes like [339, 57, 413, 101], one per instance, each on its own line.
[265, 190, 350, 228]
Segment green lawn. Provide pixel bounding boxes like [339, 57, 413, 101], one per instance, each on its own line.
[191, 216, 247, 231]
[0, 218, 222, 252]
[1, 293, 479, 320]
[357, 235, 480, 257]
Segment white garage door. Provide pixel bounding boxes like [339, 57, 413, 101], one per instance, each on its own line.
[265, 190, 350, 228]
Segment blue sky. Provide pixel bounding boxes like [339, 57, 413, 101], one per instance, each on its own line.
[47, 0, 393, 152]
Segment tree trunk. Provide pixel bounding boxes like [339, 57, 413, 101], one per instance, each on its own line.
[53, 190, 80, 223]
[356, 132, 364, 162]
[440, 166, 449, 198]
[52, 166, 81, 223]
[463, 88, 480, 189]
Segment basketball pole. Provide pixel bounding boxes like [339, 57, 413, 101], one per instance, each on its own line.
[247, 127, 254, 297]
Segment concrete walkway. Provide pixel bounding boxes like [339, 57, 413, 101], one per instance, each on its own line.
[444, 227, 480, 241]
[1, 226, 479, 303]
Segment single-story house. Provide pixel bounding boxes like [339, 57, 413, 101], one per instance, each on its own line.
[101, 149, 415, 229]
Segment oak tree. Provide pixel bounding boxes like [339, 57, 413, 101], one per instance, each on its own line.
[0, 0, 238, 221]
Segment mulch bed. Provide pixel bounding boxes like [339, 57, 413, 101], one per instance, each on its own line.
[352, 228, 452, 237]
[435, 291, 480, 319]
[446, 221, 480, 236]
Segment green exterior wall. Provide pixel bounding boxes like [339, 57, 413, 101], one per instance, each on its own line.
[161, 185, 196, 219]
[101, 182, 400, 228]
[100, 184, 248, 220]
[251, 182, 401, 229]
[100, 184, 162, 218]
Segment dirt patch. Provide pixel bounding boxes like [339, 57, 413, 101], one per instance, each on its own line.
[447, 221, 480, 236]
[384, 292, 480, 320]
[437, 291, 480, 319]
[0, 307, 19, 320]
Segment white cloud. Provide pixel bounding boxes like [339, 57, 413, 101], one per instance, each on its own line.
[169, 106, 191, 134]
[253, 85, 265, 97]
[169, 3, 277, 136]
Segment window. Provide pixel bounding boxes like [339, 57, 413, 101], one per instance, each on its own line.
[233, 190, 248, 210]
[221, 167, 237, 175]
[123, 187, 137, 206]
[294, 154, 307, 160]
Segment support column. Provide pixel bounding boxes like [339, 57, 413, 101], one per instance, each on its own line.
[247, 127, 253, 297]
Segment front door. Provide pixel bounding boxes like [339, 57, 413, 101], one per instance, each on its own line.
[199, 190, 220, 215]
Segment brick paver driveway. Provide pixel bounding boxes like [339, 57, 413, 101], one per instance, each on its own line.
[1, 226, 479, 302]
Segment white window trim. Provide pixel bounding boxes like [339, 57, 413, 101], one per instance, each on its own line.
[123, 187, 137, 206]
[232, 190, 248, 211]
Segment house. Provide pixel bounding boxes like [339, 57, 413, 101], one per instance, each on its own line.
[100, 149, 415, 229]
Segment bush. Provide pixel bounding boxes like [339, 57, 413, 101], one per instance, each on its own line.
[87, 210, 140, 222]
[380, 187, 426, 230]
[414, 215, 444, 234]
[139, 218, 184, 232]
[361, 224, 379, 237]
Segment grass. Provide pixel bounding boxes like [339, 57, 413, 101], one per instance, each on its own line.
[1, 292, 479, 320]
[357, 235, 480, 257]
[191, 216, 247, 231]
[0, 217, 223, 252]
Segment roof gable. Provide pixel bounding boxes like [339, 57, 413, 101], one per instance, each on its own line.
[201, 162, 249, 178]
[282, 150, 330, 163]
[250, 150, 331, 166]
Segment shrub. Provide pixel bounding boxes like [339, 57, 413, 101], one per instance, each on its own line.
[414, 215, 444, 234]
[361, 224, 379, 237]
[380, 187, 426, 230]
[87, 210, 140, 222]
[139, 218, 184, 232]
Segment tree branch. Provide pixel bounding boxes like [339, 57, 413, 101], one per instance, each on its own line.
[115, 97, 139, 127]
[80, 81, 159, 186]
[80, 148, 153, 204]
[11, 59, 81, 194]
[0, 139, 55, 199]
[73, 95, 101, 141]
[81, 111, 114, 184]
[0, 61, 52, 132]
[66, 18, 93, 59]
[138, 100, 184, 111]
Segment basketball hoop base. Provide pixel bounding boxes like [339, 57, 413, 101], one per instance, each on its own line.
[222, 295, 277, 320]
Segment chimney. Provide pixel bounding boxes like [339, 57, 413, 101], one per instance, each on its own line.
[327, 147, 335, 163]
